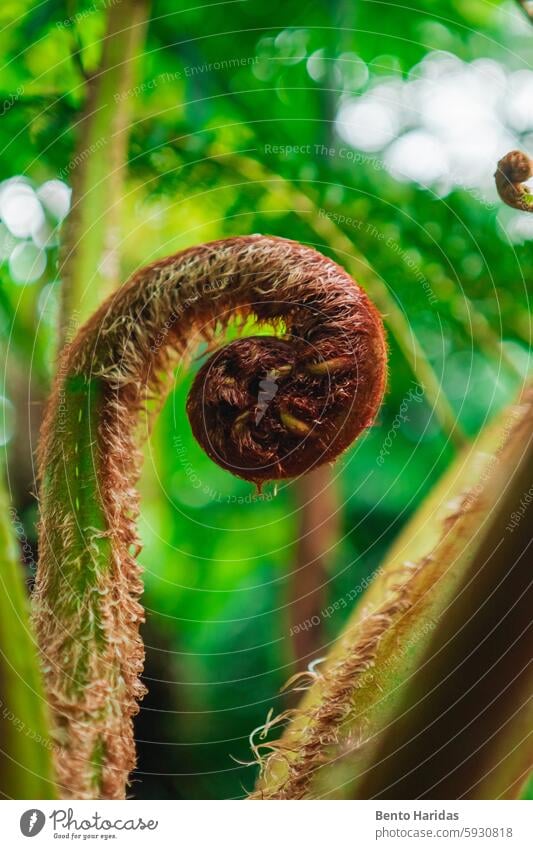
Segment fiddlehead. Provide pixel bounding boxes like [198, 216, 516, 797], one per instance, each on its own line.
[33, 235, 386, 798]
[495, 149, 533, 211]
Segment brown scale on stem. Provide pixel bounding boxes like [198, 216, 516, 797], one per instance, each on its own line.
[495, 149, 533, 211]
[34, 235, 386, 798]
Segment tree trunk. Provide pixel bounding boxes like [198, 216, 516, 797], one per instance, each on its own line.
[290, 467, 340, 664]
[59, 0, 150, 342]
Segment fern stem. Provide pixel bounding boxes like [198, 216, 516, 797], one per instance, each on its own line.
[33, 235, 386, 798]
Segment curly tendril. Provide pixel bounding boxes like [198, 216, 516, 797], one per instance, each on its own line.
[33, 235, 386, 799]
[495, 149, 533, 211]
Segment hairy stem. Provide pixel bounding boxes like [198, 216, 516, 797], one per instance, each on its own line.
[33, 235, 386, 798]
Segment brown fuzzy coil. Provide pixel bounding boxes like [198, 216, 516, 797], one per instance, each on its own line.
[495, 150, 533, 211]
[35, 235, 386, 799]
[82, 234, 386, 485]
[187, 272, 386, 482]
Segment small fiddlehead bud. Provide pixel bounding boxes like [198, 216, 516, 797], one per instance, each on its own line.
[495, 149, 533, 211]
[34, 235, 386, 798]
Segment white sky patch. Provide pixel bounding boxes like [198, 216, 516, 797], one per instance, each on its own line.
[32, 216, 59, 249]
[0, 222, 18, 260]
[307, 49, 326, 82]
[0, 176, 69, 283]
[336, 98, 400, 152]
[37, 179, 71, 221]
[9, 241, 47, 284]
[335, 50, 530, 201]
[385, 130, 449, 184]
[504, 212, 533, 244]
[0, 182, 44, 238]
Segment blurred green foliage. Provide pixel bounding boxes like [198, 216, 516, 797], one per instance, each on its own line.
[0, 0, 530, 798]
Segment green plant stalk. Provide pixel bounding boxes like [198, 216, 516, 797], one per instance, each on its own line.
[255, 385, 533, 799]
[59, 0, 149, 342]
[0, 470, 57, 799]
[35, 0, 150, 798]
[34, 373, 128, 799]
